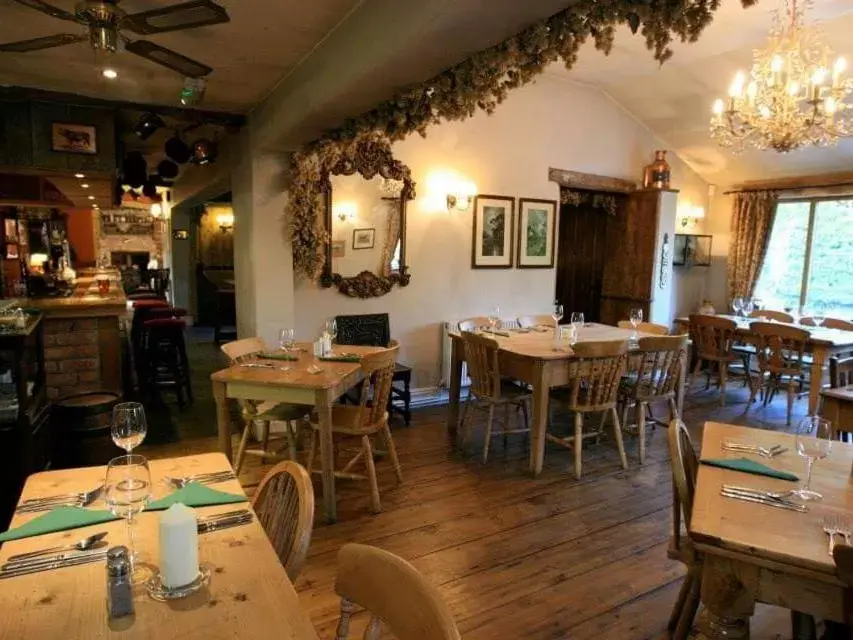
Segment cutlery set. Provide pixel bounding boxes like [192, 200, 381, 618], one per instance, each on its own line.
[822, 516, 852, 557]
[721, 441, 787, 458]
[0, 510, 254, 579]
[720, 484, 808, 512]
[163, 470, 237, 489]
[15, 485, 105, 513]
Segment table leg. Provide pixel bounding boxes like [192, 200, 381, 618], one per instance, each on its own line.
[695, 556, 754, 640]
[809, 345, 828, 414]
[447, 336, 463, 442]
[529, 362, 550, 476]
[212, 380, 232, 462]
[315, 388, 337, 524]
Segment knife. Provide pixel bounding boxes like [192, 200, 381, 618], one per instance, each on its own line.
[721, 489, 808, 512]
[0, 552, 108, 579]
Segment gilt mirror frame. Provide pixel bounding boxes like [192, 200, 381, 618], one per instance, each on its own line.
[319, 138, 416, 298]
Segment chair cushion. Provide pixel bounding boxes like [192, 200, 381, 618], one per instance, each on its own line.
[133, 299, 169, 309]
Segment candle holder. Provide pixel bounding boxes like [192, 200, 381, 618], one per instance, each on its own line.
[146, 564, 211, 602]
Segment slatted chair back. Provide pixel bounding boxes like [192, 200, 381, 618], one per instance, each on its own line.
[251, 461, 314, 582]
[353, 341, 400, 431]
[221, 337, 266, 364]
[458, 317, 490, 332]
[689, 314, 737, 362]
[801, 317, 853, 331]
[518, 314, 553, 329]
[617, 320, 670, 335]
[668, 419, 698, 541]
[831, 357, 853, 388]
[748, 309, 794, 323]
[567, 340, 628, 411]
[335, 543, 461, 640]
[634, 335, 689, 400]
[461, 331, 501, 401]
[750, 321, 809, 376]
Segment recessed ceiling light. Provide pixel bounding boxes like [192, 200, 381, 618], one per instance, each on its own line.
[74, 173, 85, 179]
[88, 195, 95, 200]
[80, 183, 89, 189]
[102, 68, 118, 80]
[92, 204, 99, 209]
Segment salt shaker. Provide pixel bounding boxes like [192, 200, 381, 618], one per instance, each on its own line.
[106, 546, 134, 619]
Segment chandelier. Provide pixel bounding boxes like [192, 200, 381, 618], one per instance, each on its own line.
[710, 0, 851, 153]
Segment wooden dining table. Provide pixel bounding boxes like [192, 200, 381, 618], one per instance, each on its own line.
[446, 323, 687, 476]
[690, 422, 851, 639]
[674, 314, 853, 414]
[0, 453, 319, 640]
[821, 384, 853, 437]
[211, 345, 383, 523]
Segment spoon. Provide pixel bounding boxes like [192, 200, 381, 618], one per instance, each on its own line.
[6, 531, 109, 563]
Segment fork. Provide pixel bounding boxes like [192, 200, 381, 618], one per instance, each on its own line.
[16, 485, 104, 513]
[163, 471, 236, 489]
[835, 517, 852, 548]
[823, 516, 843, 556]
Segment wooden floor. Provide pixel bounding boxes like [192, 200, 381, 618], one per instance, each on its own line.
[142, 368, 809, 639]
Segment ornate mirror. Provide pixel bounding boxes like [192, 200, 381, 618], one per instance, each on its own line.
[320, 141, 415, 297]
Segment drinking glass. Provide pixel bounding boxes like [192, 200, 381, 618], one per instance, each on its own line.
[811, 301, 826, 328]
[105, 455, 152, 568]
[732, 297, 744, 316]
[742, 298, 755, 317]
[570, 312, 584, 330]
[551, 302, 564, 332]
[752, 297, 763, 312]
[325, 318, 338, 343]
[793, 416, 832, 501]
[629, 308, 643, 340]
[111, 402, 147, 454]
[488, 306, 501, 332]
[278, 328, 295, 371]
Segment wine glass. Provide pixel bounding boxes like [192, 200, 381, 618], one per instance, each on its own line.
[551, 302, 563, 332]
[278, 328, 295, 371]
[629, 308, 643, 340]
[105, 454, 152, 568]
[325, 318, 338, 343]
[752, 297, 763, 312]
[488, 306, 501, 333]
[732, 297, 744, 317]
[811, 301, 826, 328]
[742, 298, 755, 317]
[792, 416, 832, 501]
[570, 312, 585, 330]
[112, 402, 147, 454]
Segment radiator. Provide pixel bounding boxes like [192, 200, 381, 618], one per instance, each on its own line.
[440, 321, 470, 389]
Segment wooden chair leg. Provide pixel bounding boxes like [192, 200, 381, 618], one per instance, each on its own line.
[611, 407, 628, 470]
[673, 567, 701, 640]
[259, 420, 271, 462]
[482, 405, 496, 464]
[719, 363, 728, 407]
[363, 435, 382, 513]
[573, 412, 583, 480]
[786, 379, 796, 426]
[667, 572, 693, 635]
[503, 403, 510, 450]
[284, 420, 298, 461]
[382, 425, 403, 483]
[306, 429, 317, 474]
[637, 401, 647, 465]
[668, 397, 678, 422]
[234, 420, 252, 475]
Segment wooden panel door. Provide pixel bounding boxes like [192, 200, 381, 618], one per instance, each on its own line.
[554, 201, 608, 322]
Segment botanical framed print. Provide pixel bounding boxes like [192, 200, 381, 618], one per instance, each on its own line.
[472, 194, 514, 268]
[352, 228, 375, 250]
[51, 123, 97, 154]
[517, 198, 557, 268]
[331, 239, 346, 257]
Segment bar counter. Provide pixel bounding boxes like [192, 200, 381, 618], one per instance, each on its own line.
[21, 270, 126, 399]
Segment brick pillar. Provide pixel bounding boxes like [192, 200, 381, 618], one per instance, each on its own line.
[43, 317, 117, 399]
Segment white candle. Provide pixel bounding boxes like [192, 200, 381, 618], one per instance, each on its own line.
[159, 503, 199, 588]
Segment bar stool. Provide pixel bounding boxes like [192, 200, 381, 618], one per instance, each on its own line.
[142, 315, 193, 408]
[130, 299, 170, 392]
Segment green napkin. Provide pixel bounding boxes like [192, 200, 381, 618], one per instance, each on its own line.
[145, 482, 247, 511]
[0, 507, 120, 543]
[261, 352, 299, 361]
[319, 354, 361, 362]
[700, 457, 799, 482]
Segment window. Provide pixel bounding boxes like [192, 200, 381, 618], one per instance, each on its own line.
[754, 197, 853, 316]
[390, 238, 401, 272]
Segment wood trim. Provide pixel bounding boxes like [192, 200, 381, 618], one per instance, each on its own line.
[728, 170, 853, 194]
[516, 198, 557, 269]
[548, 168, 637, 194]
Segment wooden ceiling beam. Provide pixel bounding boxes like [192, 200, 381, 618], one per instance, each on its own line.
[728, 170, 853, 193]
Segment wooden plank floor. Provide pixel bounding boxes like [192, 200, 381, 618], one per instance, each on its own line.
[141, 370, 807, 639]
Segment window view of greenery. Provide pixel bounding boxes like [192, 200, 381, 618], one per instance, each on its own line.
[755, 198, 853, 317]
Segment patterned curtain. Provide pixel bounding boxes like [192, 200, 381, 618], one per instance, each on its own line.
[726, 190, 779, 300]
[381, 200, 401, 276]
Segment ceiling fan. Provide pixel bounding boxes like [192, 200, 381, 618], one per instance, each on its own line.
[0, 0, 230, 78]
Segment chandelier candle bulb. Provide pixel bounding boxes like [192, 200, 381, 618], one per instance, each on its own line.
[159, 503, 199, 589]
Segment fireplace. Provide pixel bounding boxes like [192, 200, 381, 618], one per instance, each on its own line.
[111, 251, 150, 271]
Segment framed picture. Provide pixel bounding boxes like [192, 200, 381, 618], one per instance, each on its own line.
[352, 228, 375, 250]
[172, 229, 189, 240]
[673, 234, 713, 267]
[51, 122, 97, 154]
[517, 198, 557, 268]
[6, 244, 18, 259]
[331, 239, 346, 257]
[472, 194, 514, 268]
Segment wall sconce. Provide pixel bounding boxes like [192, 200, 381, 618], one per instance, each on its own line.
[678, 204, 706, 229]
[446, 193, 473, 212]
[216, 211, 235, 233]
[333, 201, 357, 222]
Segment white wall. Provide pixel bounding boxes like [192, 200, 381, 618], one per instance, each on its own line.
[291, 74, 709, 388]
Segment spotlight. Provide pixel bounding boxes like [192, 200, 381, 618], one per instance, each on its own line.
[142, 181, 158, 199]
[190, 138, 218, 165]
[74, 173, 85, 179]
[180, 77, 206, 106]
[150, 203, 162, 218]
[165, 134, 192, 164]
[80, 183, 89, 189]
[134, 112, 165, 141]
[123, 151, 147, 188]
[157, 159, 179, 180]
[88, 195, 95, 200]
[102, 68, 118, 80]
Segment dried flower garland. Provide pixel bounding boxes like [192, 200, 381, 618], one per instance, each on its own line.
[289, 0, 756, 278]
[560, 189, 621, 216]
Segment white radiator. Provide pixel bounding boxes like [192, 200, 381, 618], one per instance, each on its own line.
[440, 321, 470, 389]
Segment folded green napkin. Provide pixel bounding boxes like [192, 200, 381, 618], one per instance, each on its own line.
[0, 506, 120, 543]
[145, 482, 246, 511]
[260, 352, 299, 361]
[318, 354, 361, 362]
[700, 457, 799, 482]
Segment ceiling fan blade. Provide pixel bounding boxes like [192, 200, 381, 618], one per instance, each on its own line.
[12, 0, 80, 22]
[121, 0, 229, 35]
[0, 33, 87, 53]
[125, 40, 212, 78]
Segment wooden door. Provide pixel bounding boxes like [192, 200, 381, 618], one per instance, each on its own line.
[554, 201, 608, 322]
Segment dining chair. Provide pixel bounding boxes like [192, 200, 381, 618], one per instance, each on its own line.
[251, 460, 314, 582]
[458, 331, 531, 463]
[666, 419, 701, 640]
[546, 340, 629, 479]
[334, 543, 461, 640]
[616, 320, 670, 335]
[688, 314, 741, 406]
[834, 545, 853, 627]
[306, 342, 402, 514]
[458, 316, 490, 332]
[618, 335, 688, 463]
[518, 314, 553, 329]
[220, 338, 311, 474]
[830, 356, 853, 388]
[801, 317, 853, 331]
[746, 322, 810, 425]
[747, 309, 794, 323]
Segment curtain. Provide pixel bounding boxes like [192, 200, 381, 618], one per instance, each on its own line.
[381, 200, 401, 276]
[726, 190, 779, 300]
